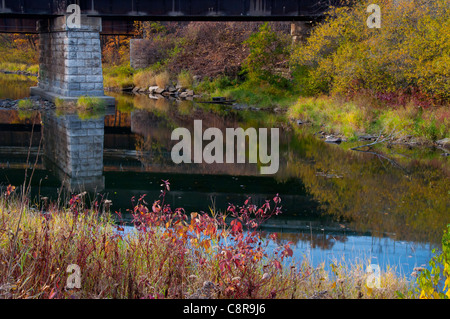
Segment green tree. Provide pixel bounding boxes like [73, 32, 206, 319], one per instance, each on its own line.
[242, 23, 290, 86]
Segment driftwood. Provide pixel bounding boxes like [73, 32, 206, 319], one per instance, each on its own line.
[350, 128, 409, 173]
[350, 128, 404, 151]
[197, 100, 236, 105]
[354, 149, 409, 174]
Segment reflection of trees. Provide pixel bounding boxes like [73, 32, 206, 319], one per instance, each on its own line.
[128, 101, 264, 175]
[132, 110, 173, 167]
[108, 97, 449, 246]
[0, 73, 37, 100]
[278, 134, 450, 245]
[262, 231, 349, 250]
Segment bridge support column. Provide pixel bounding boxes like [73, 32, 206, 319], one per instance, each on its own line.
[31, 15, 115, 106]
[130, 38, 156, 70]
[291, 21, 312, 44]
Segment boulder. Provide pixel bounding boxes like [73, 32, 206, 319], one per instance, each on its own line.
[148, 86, 160, 93]
[358, 135, 377, 141]
[154, 87, 165, 95]
[325, 136, 342, 144]
[436, 138, 450, 148]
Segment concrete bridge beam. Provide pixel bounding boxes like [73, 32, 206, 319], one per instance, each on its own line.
[30, 15, 115, 106]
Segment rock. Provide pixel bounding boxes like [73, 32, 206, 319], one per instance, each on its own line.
[358, 135, 377, 141]
[436, 138, 450, 148]
[185, 89, 194, 96]
[212, 97, 226, 102]
[296, 119, 304, 125]
[167, 85, 177, 93]
[325, 136, 342, 144]
[148, 86, 160, 93]
[154, 87, 165, 95]
[273, 107, 285, 113]
[232, 105, 246, 111]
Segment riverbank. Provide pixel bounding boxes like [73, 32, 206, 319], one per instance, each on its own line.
[286, 95, 450, 150]
[103, 73, 450, 150]
[0, 185, 416, 299]
[0, 63, 38, 77]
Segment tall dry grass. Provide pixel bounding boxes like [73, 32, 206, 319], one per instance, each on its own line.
[155, 71, 170, 89]
[0, 182, 415, 299]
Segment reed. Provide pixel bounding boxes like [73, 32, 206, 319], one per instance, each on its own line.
[0, 181, 414, 299]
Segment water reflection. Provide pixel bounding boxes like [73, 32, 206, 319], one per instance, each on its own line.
[41, 110, 105, 192]
[0, 77, 449, 276]
[0, 72, 37, 100]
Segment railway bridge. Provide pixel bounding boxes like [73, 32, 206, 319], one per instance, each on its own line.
[0, 0, 339, 104]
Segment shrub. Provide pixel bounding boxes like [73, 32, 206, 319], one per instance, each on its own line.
[417, 224, 450, 299]
[77, 96, 107, 110]
[0, 182, 413, 299]
[155, 71, 170, 88]
[26, 64, 39, 75]
[133, 69, 156, 88]
[177, 70, 194, 89]
[17, 99, 33, 109]
[291, 0, 450, 102]
[242, 22, 291, 86]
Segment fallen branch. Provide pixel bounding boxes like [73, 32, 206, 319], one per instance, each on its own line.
[350, 128, 405, 151]
[352, 149, 409, 174]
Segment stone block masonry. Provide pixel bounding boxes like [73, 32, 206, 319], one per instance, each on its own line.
[31, 15, 115, 106]
[291, 21, 312, 43]
[42, 111, 105, 192]
[130, 38, 157, 70]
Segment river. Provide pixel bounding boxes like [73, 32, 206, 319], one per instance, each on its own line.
[0, 73, 449, 277]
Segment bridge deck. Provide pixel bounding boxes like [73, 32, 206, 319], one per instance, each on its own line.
[0, 0, 331, 34]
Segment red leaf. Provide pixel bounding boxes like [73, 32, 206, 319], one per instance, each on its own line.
[273, 260, 282, 270]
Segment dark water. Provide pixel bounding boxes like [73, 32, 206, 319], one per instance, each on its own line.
[1, 74, 449, 277]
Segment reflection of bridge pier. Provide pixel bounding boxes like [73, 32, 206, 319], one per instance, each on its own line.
[41, 111, 105, 192]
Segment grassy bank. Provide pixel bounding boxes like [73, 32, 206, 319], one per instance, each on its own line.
[287, 95, 450, 143]
[0, 183, 416, 299]
[0, 62, 38, 75]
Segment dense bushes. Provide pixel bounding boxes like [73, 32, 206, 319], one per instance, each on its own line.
[0, 183, 413, 299]
[291, 0, 450, 103]
[241, 22, 291, 86]
[417, 224, 450, 299]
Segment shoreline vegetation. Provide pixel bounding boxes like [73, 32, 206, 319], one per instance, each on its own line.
[0, 1, 448, 148]
[0, 182, 448, 299]
[0, 183, 420, 299]
[0, 0, 449, 300]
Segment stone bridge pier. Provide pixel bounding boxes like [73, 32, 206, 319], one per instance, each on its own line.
[291, 21, 312, 43]
[31, 15, 115, 106]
